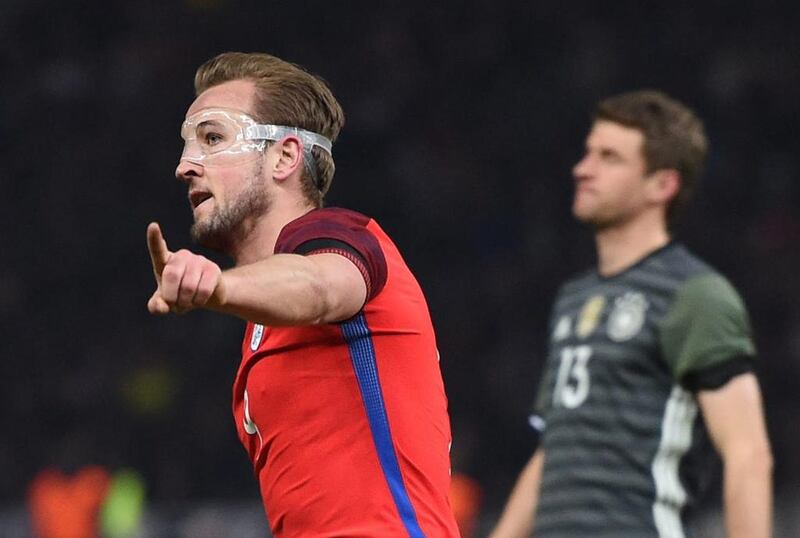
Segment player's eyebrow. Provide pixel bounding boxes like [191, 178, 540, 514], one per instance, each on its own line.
[598, 147, 622, 159]
[584, 141, 622, 159]
[197, 119, 224, 129]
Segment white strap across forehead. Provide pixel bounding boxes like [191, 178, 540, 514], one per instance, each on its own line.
[245, 124, 333, 155]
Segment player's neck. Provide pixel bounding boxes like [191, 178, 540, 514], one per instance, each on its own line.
[230, 200, 316, 266]
[594, 213, 670, 277]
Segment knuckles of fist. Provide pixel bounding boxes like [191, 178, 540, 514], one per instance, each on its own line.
[154, 250, 222, 311]
[147, 225, 223, 314]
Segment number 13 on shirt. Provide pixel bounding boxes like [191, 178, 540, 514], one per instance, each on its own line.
[552, 345, 593, 409]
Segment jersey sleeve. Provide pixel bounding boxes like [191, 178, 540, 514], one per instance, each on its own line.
[274, 208, 388, 301]
[659, 273, 756, 384]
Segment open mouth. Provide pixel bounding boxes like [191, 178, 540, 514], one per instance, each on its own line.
[189, 190, 213, 209]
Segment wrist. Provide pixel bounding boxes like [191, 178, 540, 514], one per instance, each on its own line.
[208, 272, 228, 309]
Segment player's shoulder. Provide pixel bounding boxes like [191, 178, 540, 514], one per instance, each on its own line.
[675, 270, 747, 315]
[288, 207, 373, 229]
[278, 207, 375, 241]
[561, 268, 596, 288]
[655, 244, 747, 312]
[556, 268, 599, 301]
[274, 207, 378, 255]
[637, 241, 716, 283]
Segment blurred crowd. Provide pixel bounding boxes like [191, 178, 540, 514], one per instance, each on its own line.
[2, 0, 799, 534]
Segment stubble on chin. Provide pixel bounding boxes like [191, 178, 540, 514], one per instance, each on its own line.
[572, 200, 594, 225]
[572, 201, 610, 231]
[191, 212, 232, 252]
[190, 163, 270, 253]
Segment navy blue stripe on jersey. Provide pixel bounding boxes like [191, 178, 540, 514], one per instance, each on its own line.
[341, 314, 426, 538]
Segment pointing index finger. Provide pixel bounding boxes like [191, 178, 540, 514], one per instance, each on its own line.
[147, 222, 170, 275]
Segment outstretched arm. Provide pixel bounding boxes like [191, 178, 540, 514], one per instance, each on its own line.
[146, 222, 367, 325]
[489, 448, 544, 538]
[697, 373, 772, 538]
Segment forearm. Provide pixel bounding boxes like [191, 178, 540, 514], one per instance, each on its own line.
[697, 374, 773, 538]
[210, 254, 343, 326]
[490, 449, 544, 538]
[723, 449, 773, 538]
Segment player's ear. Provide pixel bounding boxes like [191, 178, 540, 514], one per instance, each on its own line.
[646, 169, 680, 205]
[272, 136, 303, 181]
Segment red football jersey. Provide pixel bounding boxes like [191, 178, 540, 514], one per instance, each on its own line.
[232, 208, 460, 537]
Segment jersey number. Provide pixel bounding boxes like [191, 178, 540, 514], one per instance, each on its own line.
[552, 345, 593, 408]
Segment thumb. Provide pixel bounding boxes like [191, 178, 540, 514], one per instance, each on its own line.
[147, 291, 171, 315]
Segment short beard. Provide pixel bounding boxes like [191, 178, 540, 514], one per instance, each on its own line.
[573, 200, 631, 232]
[191, 160, 270, 254]
[582, 215, 616, 232]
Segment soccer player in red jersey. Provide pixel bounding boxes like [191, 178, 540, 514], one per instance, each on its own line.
[146, 52, 460, 537]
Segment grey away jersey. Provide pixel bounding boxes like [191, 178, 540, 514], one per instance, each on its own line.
[532, 243, 755, 538]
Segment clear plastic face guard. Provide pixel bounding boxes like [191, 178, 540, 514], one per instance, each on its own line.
[179, 108, 332, 173]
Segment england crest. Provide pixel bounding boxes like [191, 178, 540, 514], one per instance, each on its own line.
[607, 292, 649, 342]
[250, 324, 264, 351]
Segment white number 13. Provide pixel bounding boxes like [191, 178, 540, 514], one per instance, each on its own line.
[553, 345, 593, 409]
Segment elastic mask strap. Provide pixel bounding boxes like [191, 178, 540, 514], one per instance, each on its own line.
[246, 124, 332, 190]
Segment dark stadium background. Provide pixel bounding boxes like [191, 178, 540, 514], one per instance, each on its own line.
[3, 1, 799, 535]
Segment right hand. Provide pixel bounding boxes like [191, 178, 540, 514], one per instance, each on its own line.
[146, 222, 223, 314]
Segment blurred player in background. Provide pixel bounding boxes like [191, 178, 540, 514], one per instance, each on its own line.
[491, 90, 772, 537]
[146, 52, 460, 537]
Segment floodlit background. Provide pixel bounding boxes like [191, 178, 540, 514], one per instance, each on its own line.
[2, 1, 799, 536]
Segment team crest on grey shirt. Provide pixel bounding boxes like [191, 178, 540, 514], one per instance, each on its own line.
[607, 292, 649, 342]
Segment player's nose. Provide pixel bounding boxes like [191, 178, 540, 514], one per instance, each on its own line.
[572, 154, 593, 182]
[176, 159, 203, 183]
